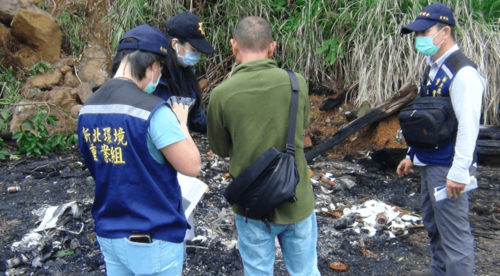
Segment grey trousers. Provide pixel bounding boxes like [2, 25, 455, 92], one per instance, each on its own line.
[420, 166, 475, 276]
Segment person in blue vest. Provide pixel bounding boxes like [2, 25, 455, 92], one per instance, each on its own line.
[78, 24, 201, 276]
[397, 4, 484, 276]
[110, 12, 214, 135]
[153, 11, 214, 134]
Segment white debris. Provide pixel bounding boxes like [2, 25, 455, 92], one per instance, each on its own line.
[401, 215, 421, 223]
[320, 186, 334, 194]
[339, 199, 422, 237]
[192, 235, 208, 243]
[222, 240, 238, 249]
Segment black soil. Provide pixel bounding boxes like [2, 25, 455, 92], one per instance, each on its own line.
[0, 137, 499, 275]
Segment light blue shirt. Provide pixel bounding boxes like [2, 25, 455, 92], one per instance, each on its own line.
[147, 105, 186, 163]
[412, 44, 485, 184]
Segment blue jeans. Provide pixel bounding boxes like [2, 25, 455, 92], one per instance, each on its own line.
[235, 212, 320, 276]
[97, 236, 184, 276]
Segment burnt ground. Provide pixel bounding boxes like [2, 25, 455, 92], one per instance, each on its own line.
[0, 136, 499, 276]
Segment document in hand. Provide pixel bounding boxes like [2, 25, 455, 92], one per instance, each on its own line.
[433, 176, 478, 202]
[178, 174, 208, 217]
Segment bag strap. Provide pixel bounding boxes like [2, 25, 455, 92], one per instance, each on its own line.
[419, 65, 431, 97]
[284, 70, 300, 154]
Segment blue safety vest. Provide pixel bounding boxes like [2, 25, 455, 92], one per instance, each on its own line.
[78, 79, 187, 243]
[409, 50, 477, 166]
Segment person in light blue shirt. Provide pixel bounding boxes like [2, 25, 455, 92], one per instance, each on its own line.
[79, 24, 201, 276]
[397, 4, 484, 276]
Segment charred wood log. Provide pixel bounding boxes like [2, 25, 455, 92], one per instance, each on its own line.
[306, 84, 418, 162]
[477, 140, 500, 156]
[478, 126, 500, 140]
[319, 83, 359, 111]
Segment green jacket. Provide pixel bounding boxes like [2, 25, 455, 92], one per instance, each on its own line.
[207, 59, 315, 224]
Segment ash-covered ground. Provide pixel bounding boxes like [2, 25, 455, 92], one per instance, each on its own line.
[1, 136, 499, 276]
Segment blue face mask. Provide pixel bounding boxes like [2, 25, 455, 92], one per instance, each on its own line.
[144, 68, 161, 94]
[176, 43, 201, 67]
[415, 28, 444, 56]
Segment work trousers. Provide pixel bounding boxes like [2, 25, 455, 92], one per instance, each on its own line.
[420, 166, 475, 276]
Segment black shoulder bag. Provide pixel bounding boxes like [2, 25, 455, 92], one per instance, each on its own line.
[223, 70, 300, 227]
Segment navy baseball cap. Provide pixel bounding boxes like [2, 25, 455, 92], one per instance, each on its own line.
[117, 24, 169, 57]
[164, 12, 215, 54]
[401, 3, 455, 35]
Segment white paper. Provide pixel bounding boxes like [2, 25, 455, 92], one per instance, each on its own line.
[178, 174, 208, 218]
[433, 176, 478, 202]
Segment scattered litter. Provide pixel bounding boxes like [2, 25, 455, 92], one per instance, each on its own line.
[339, 177, 357, 189]
[54, 249, 74, 257]
[322, 210, 342, 218]
[329, 260, 347, 271]
[33, 201, 90, 233]
[337, 200, 422, 237]
[320, 177, 335, 186]
[361, 246, 379, 260]
[6, 186, 21, 194]
[376, 213, 387, 226]
[7, 201, 92, 269]
[320, 186, 334, 194]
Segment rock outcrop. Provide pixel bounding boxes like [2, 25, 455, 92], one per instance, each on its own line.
[31, 69, 62, 89]
[78, 46, 110, 89]
[0, 0, 41, 24]
[10, 86, 80, 135]
[76, 83, 92, 104]
[10, 9, 62, 63]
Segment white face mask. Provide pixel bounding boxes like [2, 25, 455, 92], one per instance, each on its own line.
[175, 43, 201, 67]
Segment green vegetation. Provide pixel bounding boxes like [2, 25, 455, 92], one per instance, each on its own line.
[27, 62, 53, 77]
[12, 108, 77, 157]
[0, 59, 76, 159]
[57, 9, 89, 56]
[0, 60, 23, 106]
[104, 0, 500, 124]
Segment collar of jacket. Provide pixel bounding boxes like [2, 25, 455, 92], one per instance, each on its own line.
[426, 44, 459, 67]
[232, 59, 278, 76]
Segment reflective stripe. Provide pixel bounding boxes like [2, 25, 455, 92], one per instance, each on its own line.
[442, 65, 454, 79]
[80, 104, 151, 121]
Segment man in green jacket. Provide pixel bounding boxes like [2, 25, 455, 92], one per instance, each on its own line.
[207, 16, 319, 276]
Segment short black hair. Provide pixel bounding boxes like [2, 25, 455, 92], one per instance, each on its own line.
[234, 16, 273, 51]
[436, 22, 455, 41]
[110, 37, 165, 81]
[110, 49, 134, 77]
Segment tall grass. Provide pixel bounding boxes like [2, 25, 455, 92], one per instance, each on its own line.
[103, 0, 500, 125]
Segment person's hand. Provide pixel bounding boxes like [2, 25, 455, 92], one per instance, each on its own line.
[396, 158, 413, 176]
[446, 178, 465, 199]
[171, 102, 189, 126]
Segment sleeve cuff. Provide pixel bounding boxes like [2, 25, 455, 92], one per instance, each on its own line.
[447, 165, 471, 185]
